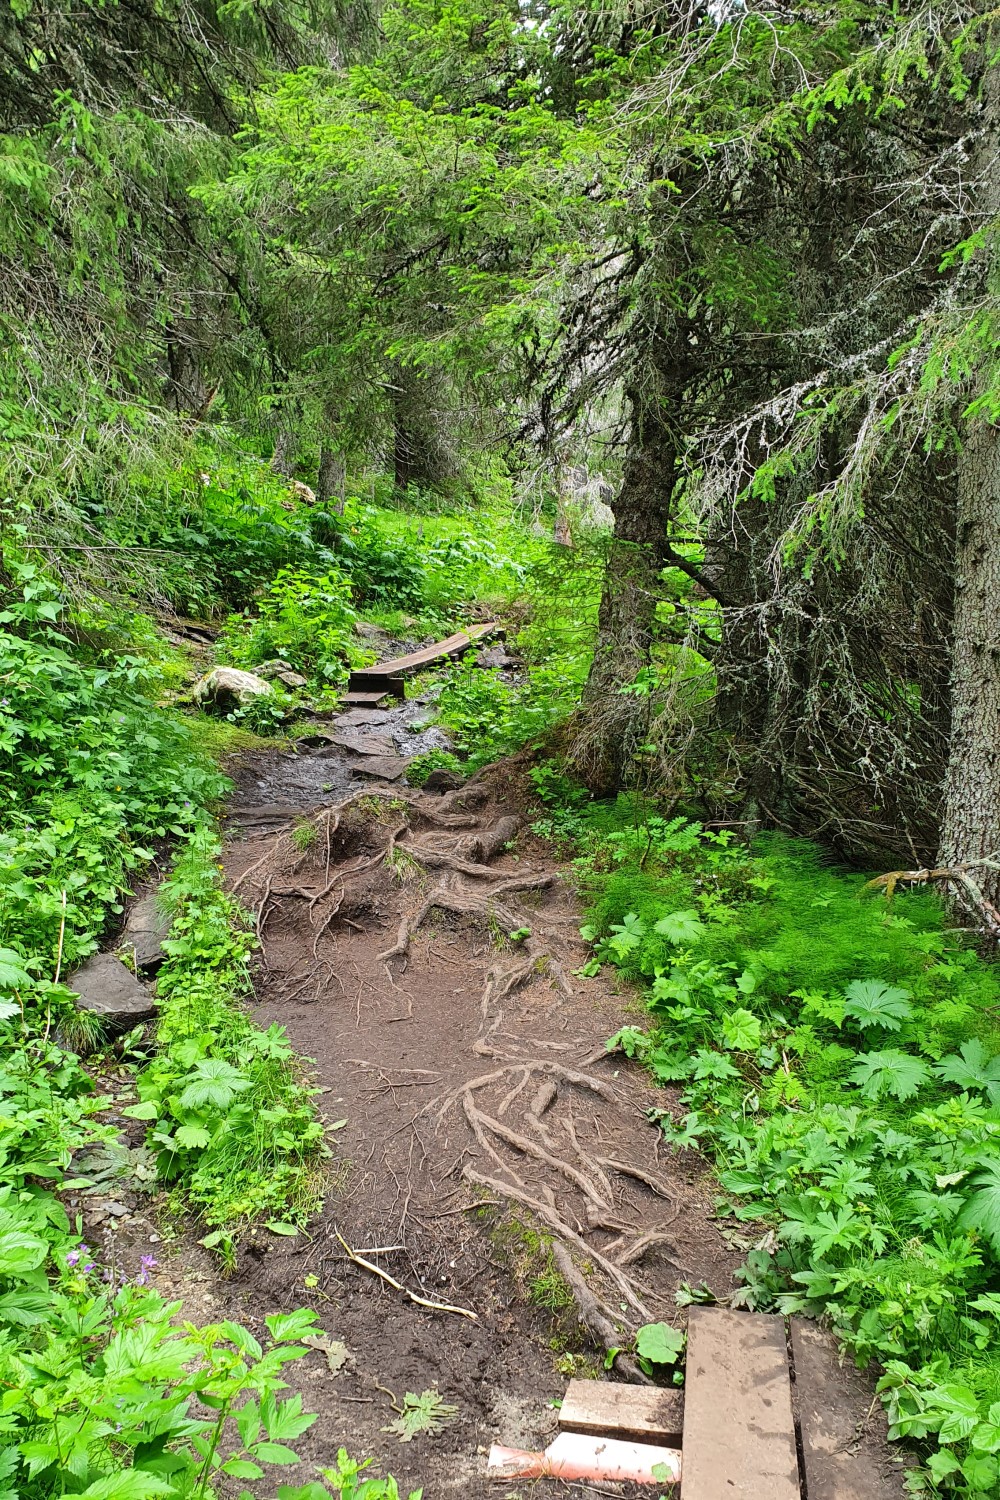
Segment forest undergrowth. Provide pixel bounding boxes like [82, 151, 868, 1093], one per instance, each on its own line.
[539, 778, 1000, 1499]
[4, 461, 999, 1496]
[0, 464, 592, 1497]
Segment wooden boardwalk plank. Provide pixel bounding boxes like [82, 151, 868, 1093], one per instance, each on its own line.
[558, 1379, 683, 1446]
[349, 621, 498, 694]
[791, 1320, 905, 1500]
[682, 1306, 800, 1500]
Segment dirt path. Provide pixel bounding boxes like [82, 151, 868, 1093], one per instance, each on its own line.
[199, 726, 741, 1495]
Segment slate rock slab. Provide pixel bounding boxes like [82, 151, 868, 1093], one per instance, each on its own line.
[69, 953, 157, 1028]
[349, 755, 410, 783]
[118, 894, 171, 972]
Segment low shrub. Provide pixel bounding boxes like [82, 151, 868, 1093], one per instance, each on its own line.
[126, 829, 328, 1230]
[218, 565, 364, 687]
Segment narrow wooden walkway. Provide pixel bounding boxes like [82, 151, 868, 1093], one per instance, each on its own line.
[537, 1308, 906, 1497]
[345, 621, 499, 704]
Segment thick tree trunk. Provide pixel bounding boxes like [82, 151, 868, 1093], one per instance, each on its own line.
[317, 444, 345, 510]
[568, 401, 676, 797]
[271, 427, 297, 477]
[938, 47, 1000, 916]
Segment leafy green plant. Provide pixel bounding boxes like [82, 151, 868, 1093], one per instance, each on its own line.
[572, 812, 1000, 1493]
[219, 566, 362, 687]
[128, 830, 328, 1227]
[381, 1390, 458, 1442]
[405, 749, 464, 786]
[280, 1447, 423, 1500]
[635, 1322, 685, 1371]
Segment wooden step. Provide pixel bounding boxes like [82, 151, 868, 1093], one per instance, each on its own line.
[342, 691, 393, 708]
[347, 671, 405, 699]
[791, 1319, 905, 1499]
[682, 1306, 799, 1500]
[558, 1378, 683, 1446]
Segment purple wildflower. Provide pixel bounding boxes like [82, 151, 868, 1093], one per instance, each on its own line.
[136, 1254, 158, 1286]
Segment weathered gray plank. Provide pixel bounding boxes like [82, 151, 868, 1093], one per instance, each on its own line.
[682, 1306, 800, 1500]
[350, 621, 498, 691]
[791, 1319, 905, 1500]
[558, 1379, 683, 1445]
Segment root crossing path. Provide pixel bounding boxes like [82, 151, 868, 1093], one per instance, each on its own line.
[220, 740, 740, 1496]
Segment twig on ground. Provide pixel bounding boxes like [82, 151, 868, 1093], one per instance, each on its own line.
[334, 1231, 478, 1320]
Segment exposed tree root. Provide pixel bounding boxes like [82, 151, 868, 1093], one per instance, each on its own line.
[469, 1048, 622, 1105]
[462, 1166, 654, 1321]
[595, 1157, 676, 1200]
[550, 1242, 650, 1385]
[463, 1093, 613, 1216]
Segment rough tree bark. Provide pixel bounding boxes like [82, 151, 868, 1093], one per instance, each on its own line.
[938, 45, 1000, 912]
[568, 397, 676, 797]
[317, 444, 345, 510]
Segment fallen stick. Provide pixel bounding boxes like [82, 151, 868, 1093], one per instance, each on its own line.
[334, 1231, 478, 1321]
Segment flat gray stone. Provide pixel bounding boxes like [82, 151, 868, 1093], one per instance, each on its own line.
[118, 894, 171, 972]
[69, 953, 157, 1028]
[423, 768, 464, 792]
[333, 710, 389, 728]
[349, 755, 410, 783]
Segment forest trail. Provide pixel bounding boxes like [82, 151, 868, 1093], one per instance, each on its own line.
[131, 709, 902, 1499]
[208, 721, 740, 1495]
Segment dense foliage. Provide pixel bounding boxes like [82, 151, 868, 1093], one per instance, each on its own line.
[5, 0, 1000, 1492]
[569, 802, 1000, 1496]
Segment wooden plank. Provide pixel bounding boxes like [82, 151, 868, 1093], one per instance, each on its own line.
[350, 621, 499, 687]
[791, 1320, 905, 1500]
[348, 671, 404, 698]
[558, 1379, 683, 1446]
[682, 1306, 800, 1500]
[342, 691, 392, 708]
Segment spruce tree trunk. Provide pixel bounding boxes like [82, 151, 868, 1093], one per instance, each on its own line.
[938, 46, 1000, 914]
[317, 445, 345, 510]
[568, 400, 676, 797]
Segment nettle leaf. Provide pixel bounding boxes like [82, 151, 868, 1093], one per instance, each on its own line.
[842, 980, 913, 1031]
[935, 1039, 1000, 1101]
[382, 1389, 458, 1443]
[958, 1159, 1000, 1253]
[266, 1308, 320, 1343]
[849, 1050, 929, 1101]
[721, 1009, 761, 1052]
[653, 909, 705, 946]
[635, 1322, 685, 1365]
